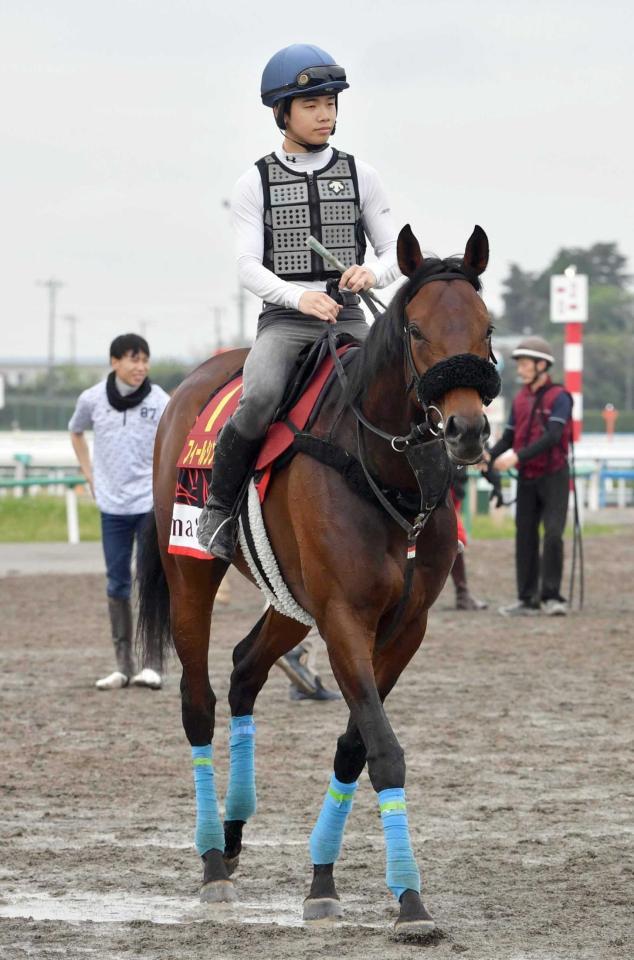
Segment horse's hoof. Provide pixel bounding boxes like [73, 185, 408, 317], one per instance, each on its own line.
[223, 853, 239, 877]
[394, 890, 435, 939]
[303, 896, 343, 921]
[200, 880, 237, 903]
[394, 917, 436, 938]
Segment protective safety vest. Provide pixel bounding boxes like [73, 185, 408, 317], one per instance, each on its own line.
[256, 149, 366, 282]
[512, 381, 571, 479]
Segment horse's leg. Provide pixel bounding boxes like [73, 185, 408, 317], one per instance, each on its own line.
[303, 712, 362, 920]
[306, 611, 434, 935]
[168, 555, 236, 903]
[223, 607, 310, 874]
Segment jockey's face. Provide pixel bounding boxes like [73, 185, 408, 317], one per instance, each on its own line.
[111, 350, 150, 387]
[284, 95, 337, 148]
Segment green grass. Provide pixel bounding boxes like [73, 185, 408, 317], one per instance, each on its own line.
[0, 494, 628, 543]
[469, 513, 624, 540]
[0, 494, 101, 542]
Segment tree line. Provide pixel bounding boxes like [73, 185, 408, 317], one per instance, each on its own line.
[495, 242, 634, 412]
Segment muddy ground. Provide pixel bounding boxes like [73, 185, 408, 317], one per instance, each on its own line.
[0, 534, 632, 960]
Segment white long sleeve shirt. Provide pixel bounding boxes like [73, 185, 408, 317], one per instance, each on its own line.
[232, 146, 402, 310]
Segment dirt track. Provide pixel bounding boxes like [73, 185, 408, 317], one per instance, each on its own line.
[1, 534, 632, 960]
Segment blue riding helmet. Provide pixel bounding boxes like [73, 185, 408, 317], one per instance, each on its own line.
[260, 44, 349, 108]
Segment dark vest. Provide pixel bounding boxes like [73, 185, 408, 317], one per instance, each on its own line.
[255, 149, 367, 282]
[512, 380, 571, 479]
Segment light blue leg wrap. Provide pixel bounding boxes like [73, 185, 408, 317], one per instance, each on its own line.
[309, 775, 358, 865]
[224, 715, 257, 822]
[378, 787, 421, 900]
[192, 745, 224, 856]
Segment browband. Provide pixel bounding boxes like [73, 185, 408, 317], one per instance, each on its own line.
[405, 268, 480, 304]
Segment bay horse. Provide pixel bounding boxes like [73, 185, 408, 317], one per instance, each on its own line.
[137, 224, 499, 936]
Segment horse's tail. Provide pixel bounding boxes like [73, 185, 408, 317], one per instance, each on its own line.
[136, 509, 172, 670]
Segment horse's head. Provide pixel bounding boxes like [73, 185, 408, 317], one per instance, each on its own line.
[397, 224, 500, 464]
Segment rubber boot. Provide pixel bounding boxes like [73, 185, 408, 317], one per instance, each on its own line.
[197, 419, 261, 562]
[451, 553, 488, 611]
[96, 597, 134, 689]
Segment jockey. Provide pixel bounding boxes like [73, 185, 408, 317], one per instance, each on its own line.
[198, 43, 402, 560]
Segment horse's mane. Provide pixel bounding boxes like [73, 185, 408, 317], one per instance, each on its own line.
[345, 256, 482, 404]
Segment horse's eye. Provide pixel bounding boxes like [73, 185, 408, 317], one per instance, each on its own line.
[408, 324, 424, 341]
[486, 325, 494, 339]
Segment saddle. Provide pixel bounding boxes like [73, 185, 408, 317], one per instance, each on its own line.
[169, 333, 359, 558]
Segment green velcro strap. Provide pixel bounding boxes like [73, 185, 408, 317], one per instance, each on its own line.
[380, 800, 407, 815]
[328, 786, 355, 805]
[192, 757, 213, 767]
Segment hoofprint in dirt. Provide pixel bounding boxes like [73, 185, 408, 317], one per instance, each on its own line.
[0, 534, 632, 960]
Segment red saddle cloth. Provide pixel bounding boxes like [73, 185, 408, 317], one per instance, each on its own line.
[168, 346, 351, 559]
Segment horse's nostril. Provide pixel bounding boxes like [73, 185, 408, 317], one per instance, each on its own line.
[444, 415, 460, 441]
[444, 413, 489, 446]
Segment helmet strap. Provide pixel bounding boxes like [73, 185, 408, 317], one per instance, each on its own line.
[282, 133, 330, 153]
[529, 359, 550, 388]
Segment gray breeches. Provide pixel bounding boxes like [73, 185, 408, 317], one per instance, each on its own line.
[231, 303, 369, 441]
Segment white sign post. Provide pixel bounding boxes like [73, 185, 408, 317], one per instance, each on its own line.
[550, 270, 588, 323]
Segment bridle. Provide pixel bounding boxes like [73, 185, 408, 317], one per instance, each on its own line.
[340, 265, 501, 455]
[401, 268, 500, 436]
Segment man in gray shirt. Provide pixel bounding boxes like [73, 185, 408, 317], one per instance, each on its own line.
[69, 334, 170, 689]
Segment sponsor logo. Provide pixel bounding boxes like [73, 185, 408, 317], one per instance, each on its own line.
[168, 503, 210, 559]
[327, 180, 345, 195]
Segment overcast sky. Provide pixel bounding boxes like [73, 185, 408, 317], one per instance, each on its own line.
[1, 0, 632, 362]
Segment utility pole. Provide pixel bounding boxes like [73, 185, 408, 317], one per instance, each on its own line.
[64, 314, 79, 365]
[213, 306, 224, 352]
[37, 277, 64, 388]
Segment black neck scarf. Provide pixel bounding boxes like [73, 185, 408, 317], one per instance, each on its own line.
[106, 371, 152, 411]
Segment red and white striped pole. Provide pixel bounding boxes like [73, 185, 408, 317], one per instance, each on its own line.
[564, 322, 583, 441]
[550, 266, 588, 443]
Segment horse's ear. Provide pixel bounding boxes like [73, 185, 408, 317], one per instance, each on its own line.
[397, 224, 424, 278]
[464, 225, 489, 275]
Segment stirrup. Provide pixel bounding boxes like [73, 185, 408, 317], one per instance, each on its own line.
[205, 513, 238, 562]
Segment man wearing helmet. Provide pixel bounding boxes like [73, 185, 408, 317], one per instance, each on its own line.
[487, 336, 573, 617]
[197, 43, 401, 562]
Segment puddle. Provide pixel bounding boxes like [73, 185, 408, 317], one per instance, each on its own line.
[0, 889, 304, 927]
[0, 889, 384, 929]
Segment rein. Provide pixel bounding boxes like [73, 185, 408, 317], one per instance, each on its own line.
[329, 326, 451, 542]
[326, 325, 451, 645]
